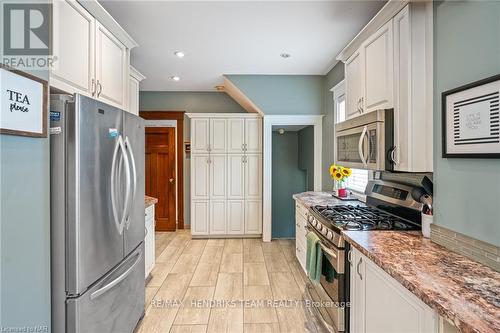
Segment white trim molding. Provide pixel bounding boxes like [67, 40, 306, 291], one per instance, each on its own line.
[262, 115, 323, 242]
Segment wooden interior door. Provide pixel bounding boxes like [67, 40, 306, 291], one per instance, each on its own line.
[145, 127, 176, 231]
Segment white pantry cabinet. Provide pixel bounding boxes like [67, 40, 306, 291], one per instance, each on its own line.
[51, 0, 137, 110]
[128, 66, 145, 115]
[349, 247, 437, 333]
[188, 114, 263, 236]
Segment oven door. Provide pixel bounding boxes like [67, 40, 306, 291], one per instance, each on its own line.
[335, 122, 385, 171]
[304, 227, 346, 333]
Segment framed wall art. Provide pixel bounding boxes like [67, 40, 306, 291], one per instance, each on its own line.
[442, 74, 500, 158]
[0, 66, 48, 138]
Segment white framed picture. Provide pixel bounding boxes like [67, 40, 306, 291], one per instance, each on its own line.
[442, 74, 500, 158]
[0, 66, 47, 137]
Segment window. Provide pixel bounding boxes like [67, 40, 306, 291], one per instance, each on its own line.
[331, 80, 346, 124]
[346, 168, 369, 193]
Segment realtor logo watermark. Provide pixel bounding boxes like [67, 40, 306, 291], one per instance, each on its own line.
[2, 1, 55, 70]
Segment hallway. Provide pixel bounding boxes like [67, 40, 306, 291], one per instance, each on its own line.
[136, 231, 310, 333]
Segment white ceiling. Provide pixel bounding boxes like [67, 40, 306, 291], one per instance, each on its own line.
[100, 1, 385, 91]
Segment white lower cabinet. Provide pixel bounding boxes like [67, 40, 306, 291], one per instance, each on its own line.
[191, 200, 209, 235]
[210, 200, 227, 235]
[350, 247, 437, 333]
[144, 204, 155, 279]
[295, 201, 308, 273]
[227, 200, 244, 234]
[244, 200, 262, 234]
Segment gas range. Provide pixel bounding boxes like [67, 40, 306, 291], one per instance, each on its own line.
[306, 180, 423, 249]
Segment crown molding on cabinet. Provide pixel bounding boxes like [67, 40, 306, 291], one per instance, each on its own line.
[336, 0, 408, 62]
[78, 0, 138, 49]
[130, 66, 146, 81]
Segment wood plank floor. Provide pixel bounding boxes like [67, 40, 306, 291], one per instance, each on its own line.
[136, 230, 311, 333]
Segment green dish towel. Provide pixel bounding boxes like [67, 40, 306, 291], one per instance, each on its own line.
[306, 231, 322, 283]
[321, 256, 337, 283]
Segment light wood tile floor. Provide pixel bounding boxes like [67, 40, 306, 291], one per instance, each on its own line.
[135, 230, 311, 333]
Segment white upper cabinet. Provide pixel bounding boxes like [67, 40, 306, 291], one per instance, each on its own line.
[50, 0, 137, 110]
[345, 50, 364, 120]
[362, 20, 394, 112]
[95, 22, 128, 108]
[51, 0, 95, 96]
[210, 119, 227, 153]
[128, 66, 145, 115]
[228, 118, 245, 153]
[245, 118, 262, 153]
[191, 118, 210, 153]
[393, 3, 433, 172]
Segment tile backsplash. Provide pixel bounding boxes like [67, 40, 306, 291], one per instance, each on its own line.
[431, 224, 500, 272]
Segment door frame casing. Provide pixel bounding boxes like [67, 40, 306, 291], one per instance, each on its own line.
[140, 111, 185, 229]
[263, 115, 323, 242]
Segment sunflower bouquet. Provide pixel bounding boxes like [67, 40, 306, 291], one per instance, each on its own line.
[329, 164, 352, 197]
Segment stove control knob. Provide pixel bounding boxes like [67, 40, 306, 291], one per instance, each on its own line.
[326, 230, 333, 240]
[321, 228, 328, 236]
[307, 215, 314, 223]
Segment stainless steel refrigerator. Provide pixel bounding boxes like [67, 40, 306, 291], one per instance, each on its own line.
[50, 94, 145, 333]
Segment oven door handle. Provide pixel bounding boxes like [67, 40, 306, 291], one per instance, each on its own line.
[358, 125, 368, 167]
[306, 227, 339, 260]
[304, 283, 338, 333]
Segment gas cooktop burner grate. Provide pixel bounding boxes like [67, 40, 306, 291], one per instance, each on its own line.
[311, 205, 419, 231]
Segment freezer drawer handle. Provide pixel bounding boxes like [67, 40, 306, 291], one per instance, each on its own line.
[90, 249, 142, 300]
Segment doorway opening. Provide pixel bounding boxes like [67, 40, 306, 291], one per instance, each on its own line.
[272, 125, 314, 239]
[140, 111, 185, 231]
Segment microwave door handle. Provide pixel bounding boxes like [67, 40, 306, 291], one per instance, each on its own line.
[358, 126, 368, 166]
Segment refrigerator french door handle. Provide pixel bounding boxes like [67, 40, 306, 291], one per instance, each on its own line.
[111, 135, 125, 235]
[124, 136, 137, 229]
[89, 249, 142, 300]
[119, 136, 132, 233]
[358, 126, 368, 166]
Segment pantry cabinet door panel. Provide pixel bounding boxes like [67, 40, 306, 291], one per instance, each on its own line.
[245, 118, 262, 153]
[51, 0, 95, 95]
[227, 155, 245, 199]
[245, 154, 262, 199]
[95, 22, 128, 108]
[245, 200, 262, 234]
[228, 118, 245, 153]
[191, 118, 210, 153]
[191, 200, 209, 235]
[227, 200, 244, 234]
[210, 118, 227, 153]
[210, 200, 227, 235]
[362, 20, 394, 112]
[192, 154, 210, 199]
[210, 154, 227, 199]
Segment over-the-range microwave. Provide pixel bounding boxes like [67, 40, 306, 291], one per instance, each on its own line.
[335, 109, 395, 171]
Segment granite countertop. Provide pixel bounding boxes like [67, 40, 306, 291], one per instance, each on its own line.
[145, 196, 158, 208]
[293, 191, 364, 207]
[293, 191, 500, 333]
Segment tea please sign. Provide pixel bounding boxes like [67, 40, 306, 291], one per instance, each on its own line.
[0, 67, 47, 137]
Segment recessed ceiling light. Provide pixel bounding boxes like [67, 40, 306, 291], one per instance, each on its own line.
[280, 53, 291, 58]
[170, 76, 180, 81]
[174, 51, 185, 58]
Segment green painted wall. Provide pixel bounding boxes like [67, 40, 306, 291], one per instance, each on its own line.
[272, 132, 307, 238]
[1, 70, 51, 329]
[322, 62, 345, 191]
[298, 126, 315, 191]
[433, 1, 500, 246]
[139, 91, 246, 226]
[225, 75, 323, 115]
